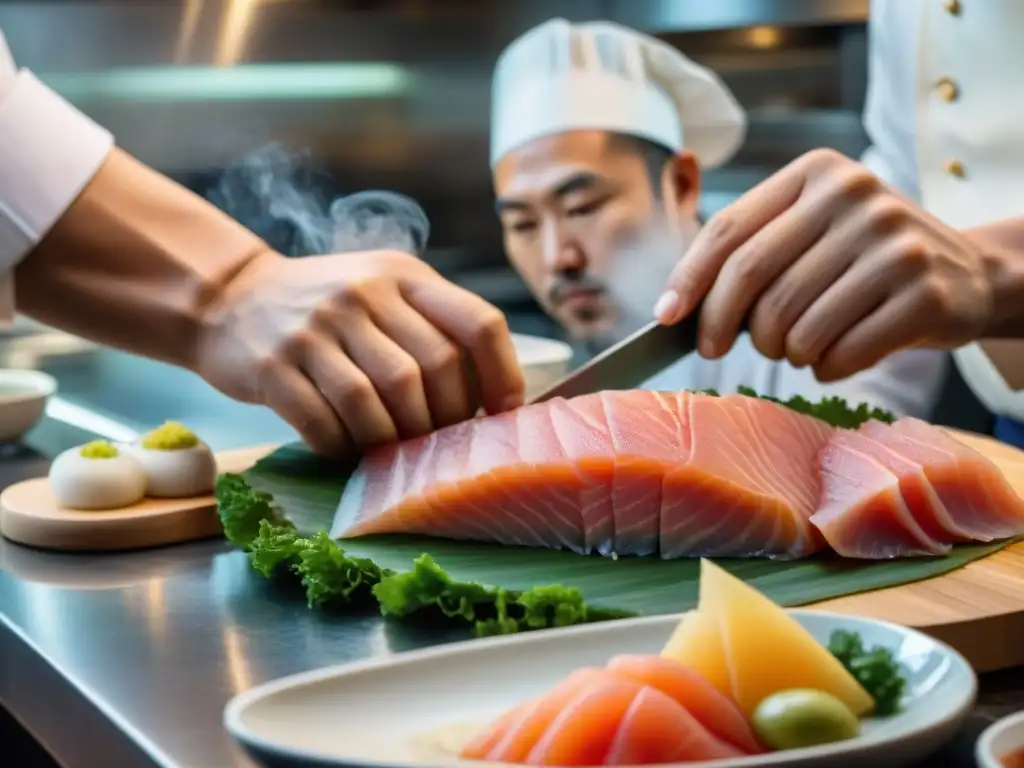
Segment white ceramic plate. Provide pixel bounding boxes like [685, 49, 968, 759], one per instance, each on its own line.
[224, 610, 977, 768]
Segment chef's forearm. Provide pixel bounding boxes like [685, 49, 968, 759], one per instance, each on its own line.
[13, 148, 269, 371]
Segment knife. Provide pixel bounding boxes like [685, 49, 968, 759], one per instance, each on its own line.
[528, 311, 747, 404]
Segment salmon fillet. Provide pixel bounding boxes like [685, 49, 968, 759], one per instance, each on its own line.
[331, 390, 833, 559]
[812, 417, 1024, 558]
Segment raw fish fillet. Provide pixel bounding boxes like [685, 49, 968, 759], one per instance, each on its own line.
[460, 658, 750, 766]
[812, 417, 1024, 558]
[331, 390, 834, 559]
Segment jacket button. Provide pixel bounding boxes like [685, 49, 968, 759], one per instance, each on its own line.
[944, 159, 966, 178]
[943, 0, 962, 15]
[936, 76, 960, 101]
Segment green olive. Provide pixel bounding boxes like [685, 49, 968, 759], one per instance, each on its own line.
[752, 689, 861, 751]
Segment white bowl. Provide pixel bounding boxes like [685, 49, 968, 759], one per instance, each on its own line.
[510, 333, 574, 399]
[0, 369, 57, 443]
[977, 709, 1024, 767]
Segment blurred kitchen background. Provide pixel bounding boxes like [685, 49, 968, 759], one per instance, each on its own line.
[0, 0, 986, 448]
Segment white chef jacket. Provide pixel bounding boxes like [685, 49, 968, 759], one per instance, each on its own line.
[862, 0, 1024, 421]
[0, 30, 113, 324]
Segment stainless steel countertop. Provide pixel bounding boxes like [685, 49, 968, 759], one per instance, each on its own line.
[1, 506, 470, 768]
[0, 345, 1021, 768]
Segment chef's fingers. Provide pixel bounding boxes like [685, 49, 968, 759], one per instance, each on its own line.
[747, 204, 879, 361]
[698, 194, 833, 358]
[330, 311, 435, 440]
[369, 293, 475, 429]
[656, 156, 808, 326]
[814, 289, 925, 382]
[299, 334, 400, 448]
[782, 238, 919, 368]
[401, 277, 525, 414]
[258, 362, 350, 457]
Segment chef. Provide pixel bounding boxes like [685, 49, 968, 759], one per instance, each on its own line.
[489, 18, 948, 417]
[656, 1, 1024, 439]
[0, 30, 525, 458]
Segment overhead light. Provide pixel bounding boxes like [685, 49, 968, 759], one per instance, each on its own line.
[38, 63, 412, 102]
[746, 26, 783, 49]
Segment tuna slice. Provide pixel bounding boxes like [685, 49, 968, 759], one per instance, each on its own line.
[811, 417, 1024, 558]
[330, 390, 833, 559]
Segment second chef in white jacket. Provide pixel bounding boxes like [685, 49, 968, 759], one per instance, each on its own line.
[656, 0, 1024, 428]
[862, 0, 1024, 427]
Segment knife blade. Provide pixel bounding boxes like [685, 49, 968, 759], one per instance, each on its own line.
[529, 312, 714, 404]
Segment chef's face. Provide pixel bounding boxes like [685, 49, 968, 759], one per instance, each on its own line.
[493, 130, 702, 348]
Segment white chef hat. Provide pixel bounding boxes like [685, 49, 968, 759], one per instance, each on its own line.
[490, 18, 747, 171]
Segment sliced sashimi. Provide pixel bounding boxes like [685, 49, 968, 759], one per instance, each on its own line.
[660, 393, 834, 559]
[811, 417, 1024, 558]
[600, 685, 745, 765]
[460, 698, 538, 760]
[812, 430, 949, 558]
[332, 389, 852, 559]
[865, 418, 1024, 540]
[550, 394, 617, 554]
[467, 667, 610, 763]
[522, 678, 638, 766]
[476, 674, 744, 766]
[332, 400, 596, 552]
[605, 654, 763, 754]
[600, 390, 692, 556]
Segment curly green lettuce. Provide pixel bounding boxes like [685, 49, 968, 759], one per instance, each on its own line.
[214, 476, 612, 633]
[373, 554, 632, 636]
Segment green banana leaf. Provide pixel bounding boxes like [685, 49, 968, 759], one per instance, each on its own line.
[219, 440, 1018, 634]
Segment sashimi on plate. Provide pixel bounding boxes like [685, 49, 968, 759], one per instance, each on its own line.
[456, 560, 907, 766]
[329, 389, 1024, 560]
[222, 556, 975, 768]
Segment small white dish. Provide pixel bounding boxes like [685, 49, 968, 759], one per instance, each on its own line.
[224, 610, 977, 768]
[977, 709, 1024, 767]
[511, 333, 574, 399]
[0, 369, 56, 443]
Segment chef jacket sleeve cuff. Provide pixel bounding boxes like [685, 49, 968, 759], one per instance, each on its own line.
[953, 343, 1024, 421]
[0, 69, 114, 322]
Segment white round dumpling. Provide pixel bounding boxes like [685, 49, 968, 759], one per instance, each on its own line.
[49, 441, 148, 510]
[128, 421, 216, 498]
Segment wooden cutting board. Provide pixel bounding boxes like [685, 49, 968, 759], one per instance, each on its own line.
[0, 444, 275, 552]
[812, 428, 1024, 673]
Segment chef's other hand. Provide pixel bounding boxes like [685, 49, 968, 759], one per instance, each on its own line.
[196, 249, 525, 457]
[654, 148, 996, 382]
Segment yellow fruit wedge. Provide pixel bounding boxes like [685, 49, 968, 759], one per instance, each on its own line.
[661, 609, 732, 695]
[698, 559, 874, 718]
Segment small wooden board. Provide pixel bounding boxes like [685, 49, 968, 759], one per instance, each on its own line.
[812, 428, 1024, 673]
[0, 445, 274, 552]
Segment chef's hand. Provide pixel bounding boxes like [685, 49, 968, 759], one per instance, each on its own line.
[655, 148, 995, 381]
[196, 249, 525, 457]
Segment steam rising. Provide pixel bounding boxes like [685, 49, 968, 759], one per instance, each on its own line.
[330, 190, 430, 256]
[208, 143, 430, 257]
